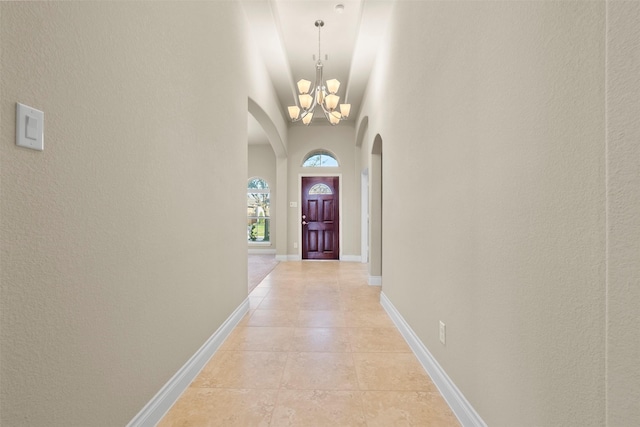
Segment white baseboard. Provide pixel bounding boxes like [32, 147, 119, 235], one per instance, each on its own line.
[380, 292, 487, 427]
[368, 275, 382, 286]
[127, 298, 250, 427]
[248, 248, 276, 254]
[276, 254, 301, 261]
[277, 255, 362, 262]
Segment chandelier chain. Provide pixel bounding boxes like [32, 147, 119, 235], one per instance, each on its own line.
[318, 23, 321, 63]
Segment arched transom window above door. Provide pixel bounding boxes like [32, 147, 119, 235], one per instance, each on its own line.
[302, 150, 339, 167]
[308, 183, 333, 195]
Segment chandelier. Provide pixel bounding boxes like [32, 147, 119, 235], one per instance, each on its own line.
[287, 20, 351, 126]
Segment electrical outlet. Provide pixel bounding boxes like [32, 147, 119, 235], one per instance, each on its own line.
[439, 321, 446, 345]
[293, 242, 298, 249]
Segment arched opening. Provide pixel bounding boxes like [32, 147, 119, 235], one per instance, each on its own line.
[247, 98, 285, 291]
[356, 116, 370, 264]
[248, 98, 288, 263]
[369, 134, 383, 285]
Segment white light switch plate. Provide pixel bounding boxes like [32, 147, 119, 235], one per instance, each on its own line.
[16, 103, 44, 151]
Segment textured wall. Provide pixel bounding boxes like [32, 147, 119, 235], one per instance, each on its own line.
[606, 1, 640, 425]
[1, 2, 249, 425]
[360, 1, 607, 425]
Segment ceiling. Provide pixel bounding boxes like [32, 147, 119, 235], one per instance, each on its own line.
[243, 0, 394, 145]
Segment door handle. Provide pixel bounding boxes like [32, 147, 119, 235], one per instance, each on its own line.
[302, 221, 308, 225]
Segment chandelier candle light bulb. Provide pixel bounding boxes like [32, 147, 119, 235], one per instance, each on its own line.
[287, 20, 351, 126]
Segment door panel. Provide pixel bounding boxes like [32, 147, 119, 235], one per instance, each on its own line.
[323, 231, 334, 251]
[309, 231, 318, 252]
[302, 176, 339, 260]
[308, 200, 318, 221]
[323, 200, 334, 221]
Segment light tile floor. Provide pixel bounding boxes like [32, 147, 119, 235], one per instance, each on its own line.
[158, 261, 460, 426]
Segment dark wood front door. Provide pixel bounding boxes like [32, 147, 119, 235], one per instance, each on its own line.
[301, 176, 339, 260]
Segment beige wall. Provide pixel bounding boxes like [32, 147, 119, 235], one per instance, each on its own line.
[0, 2, 259, 425]
[248, 144, 277, 250]
[2, 2, 636, 426]
[360, 1, 608, 425]
[286, 124, 359, 258]
[249, 145, 277, 184]
[606, 1, 640, 425]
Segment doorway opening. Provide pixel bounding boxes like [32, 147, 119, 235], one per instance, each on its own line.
[301, 176, 340, 260]
[369, 135, 382, 285]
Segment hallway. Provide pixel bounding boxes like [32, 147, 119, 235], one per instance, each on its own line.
[158, 261, 460, 426]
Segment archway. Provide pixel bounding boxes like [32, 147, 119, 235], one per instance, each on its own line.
[369, 134, 383, 285]
[247, 98, 288, 263]
[356, 116, 370, 264]
[247, 98, 288, 294]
